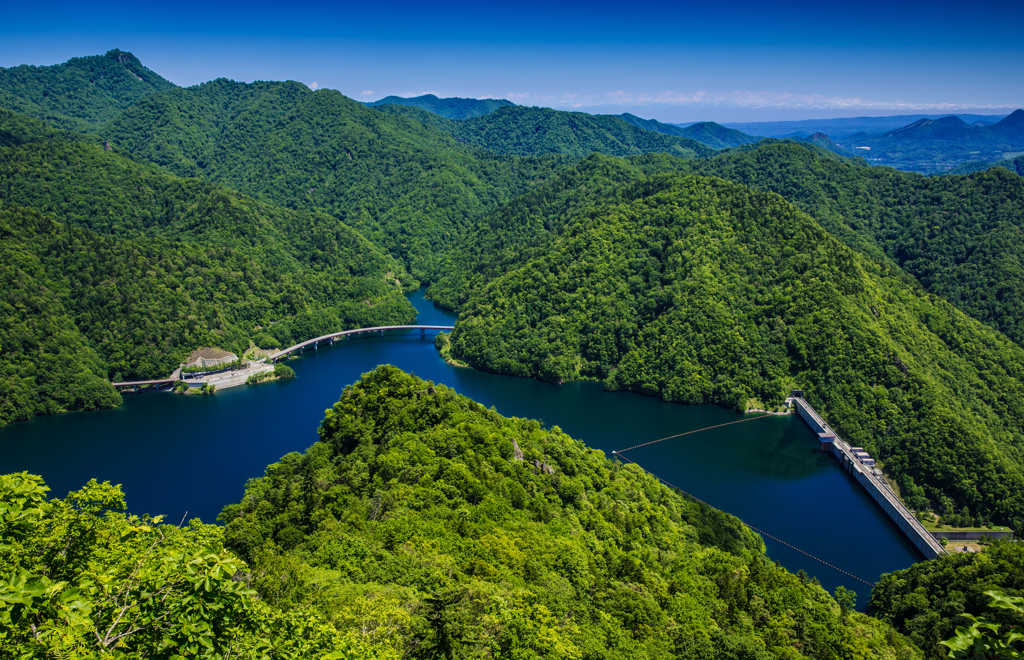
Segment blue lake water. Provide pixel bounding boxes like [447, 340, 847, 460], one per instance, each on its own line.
[0, 288, 919, 602]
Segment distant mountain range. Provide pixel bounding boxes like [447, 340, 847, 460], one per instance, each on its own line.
[362, 93, 514, 119]
[717, 113, 1012, 139]
[843, 110, 1024, 173]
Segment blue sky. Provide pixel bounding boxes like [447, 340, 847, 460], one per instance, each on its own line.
[2, 0, 1022, 123]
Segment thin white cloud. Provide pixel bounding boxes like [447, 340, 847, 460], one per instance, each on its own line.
[506, 92, 531, 101]
[308, 81, 319, 90]
[566, 89, 1019, 111]
[359, 90, 375, 97]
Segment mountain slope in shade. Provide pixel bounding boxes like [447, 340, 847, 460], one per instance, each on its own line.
[363, 93, 514, 119]
[619, 114, 759, 149]
[996, 108, 1024, 127]
[0, 50, 177, 132]
[797, 132, 854, 157]
[434, 105, 717, 158]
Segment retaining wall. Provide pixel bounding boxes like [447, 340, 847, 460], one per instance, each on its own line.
[794, 398, 947, 559]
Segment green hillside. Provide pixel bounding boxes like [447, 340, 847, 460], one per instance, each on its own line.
[428, 154, 690, 311]
[436, 170, 1024, 533]
[691, 142, 1024, 346]
[214, 365, 918, 660]
[868, 542, 1024, 658]
[0, 199, 414, 426]
[99, 78, 564, 278]
[364, 93, 514, 119]
[0, 114, 422, 424]
[0, 49, 176, 132]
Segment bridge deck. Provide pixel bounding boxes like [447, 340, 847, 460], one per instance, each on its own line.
[111, 379, 176, 387]
[268, 325, 454, 362]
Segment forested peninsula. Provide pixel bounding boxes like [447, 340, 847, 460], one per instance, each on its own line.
[1, 367, 923, 659]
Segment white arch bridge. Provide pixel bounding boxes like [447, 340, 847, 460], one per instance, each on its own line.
[268, 325, 454, 362]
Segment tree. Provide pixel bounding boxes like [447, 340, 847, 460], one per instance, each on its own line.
[941, 590, 1024, 658]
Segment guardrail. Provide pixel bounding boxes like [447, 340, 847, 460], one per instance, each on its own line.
[793, 397, 947, 559]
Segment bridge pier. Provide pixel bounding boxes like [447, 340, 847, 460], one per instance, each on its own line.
[379, 329, 384, 337]
[421, 328, 426, 338]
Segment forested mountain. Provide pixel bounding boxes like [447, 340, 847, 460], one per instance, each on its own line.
[212, 365, 918, 660]
[98, 78, 564, 278]
[0, 195, 414, 426]
[0, 204, 123, 425]
[0, 49, 176, 132]
[428, 154, 690, 311]
[619, 114, 760, 149]
[433, 168, 1024, 535]
[363, 93, 514, 119]
[691, 142, 1024, 345]
[0, 110, 418, 425]
[868, 542, 1024, 658]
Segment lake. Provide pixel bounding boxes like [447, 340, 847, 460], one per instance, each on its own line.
[0, 288, 920, 601]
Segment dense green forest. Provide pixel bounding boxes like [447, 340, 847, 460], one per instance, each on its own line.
[0, 200, 414, 426]
[0, 110, 421, 425]
[0, 471, 363, 658]
[692, 142, 1024, 345]
[428, 154, 690, 311]
[97, 78, 565, 277]
[435, 169, 1024, 533]
[363, 93, 515, 119]
[0, 204, 123, 425]
[868, 542, 1024, 658]
[216, 365, 917, 659]
[0, 49, 176, 132]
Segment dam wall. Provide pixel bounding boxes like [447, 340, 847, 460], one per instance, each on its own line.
[794, 397, 947, 560]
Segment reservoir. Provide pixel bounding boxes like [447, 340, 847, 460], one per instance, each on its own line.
[0, 288, 920, 600]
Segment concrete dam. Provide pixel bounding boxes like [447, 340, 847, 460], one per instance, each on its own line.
[793, 395, 947, 560]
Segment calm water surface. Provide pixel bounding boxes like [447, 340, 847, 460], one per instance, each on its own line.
[0, 288, 919, 599]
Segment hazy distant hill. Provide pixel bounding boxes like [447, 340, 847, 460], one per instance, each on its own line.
[363, 93, 514, 119]
[0, 49, 177, 132]
[847, 109, 1024, 173]
[796, 132, 854, 157]
[946, 154, 1024, 176]
[618, 114, 759, 149]
[720, 113, 1011, 139]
